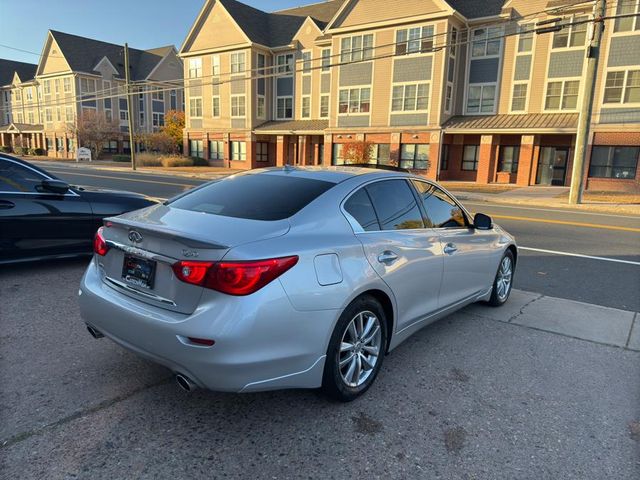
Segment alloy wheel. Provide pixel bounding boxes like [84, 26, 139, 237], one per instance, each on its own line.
[338, 311, 382, 388]
[496, 256, 513, 301]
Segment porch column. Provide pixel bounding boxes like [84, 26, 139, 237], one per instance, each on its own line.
[390, 133, 401, 167]
[275, 135, 286, 166]
[203, 133, 210, 162]
[476, 134, 498, 184]
[426, 134, 439, 181]
[313, 140, 320, 165]
[516, 135, 536, 186]
[323, 134, 332, 165]
[246, 133, 255, 169]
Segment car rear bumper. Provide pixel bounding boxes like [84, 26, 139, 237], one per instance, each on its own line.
[79, 259, 337, 392]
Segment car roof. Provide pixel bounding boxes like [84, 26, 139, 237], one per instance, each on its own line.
[242, 166, 409, 184]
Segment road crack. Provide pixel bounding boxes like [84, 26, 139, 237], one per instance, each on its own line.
[507, 294, 544, 323]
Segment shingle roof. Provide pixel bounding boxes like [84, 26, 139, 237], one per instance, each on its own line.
[0, 59, 37, 87]
[0, 122, 43, 132]
[49, 31, 174, 80]
[444, 113, 580, 131]
[444, 0, 505, 19]
[254, 119, 329, 133]
[220, 0, 345, 47]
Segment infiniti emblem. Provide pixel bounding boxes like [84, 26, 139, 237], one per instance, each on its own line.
[128, 230, 143, 243]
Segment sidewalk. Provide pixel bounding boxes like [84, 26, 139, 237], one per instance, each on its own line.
[463, 289, 639, 351]
[442, 182, 640, 216]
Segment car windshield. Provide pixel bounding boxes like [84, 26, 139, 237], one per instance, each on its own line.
[169, 173, 335, 221]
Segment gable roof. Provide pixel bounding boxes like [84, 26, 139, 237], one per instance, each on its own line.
[217, 0, 345, 48]
[0, 59, 37, 87]
[47, 30, 176, 80]
[444, 0, 504, 19]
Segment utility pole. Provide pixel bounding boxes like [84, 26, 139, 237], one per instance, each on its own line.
[124, 43, 136, 170]
[568, 0, 605, 204]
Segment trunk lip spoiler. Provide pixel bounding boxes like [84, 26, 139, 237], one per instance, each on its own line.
[105, 217, 229, 250]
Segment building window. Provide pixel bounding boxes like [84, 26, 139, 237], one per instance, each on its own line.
[231, 141, 246, 161]
[28, 111, 34, 124]
[332, 144, 345, 165]
[151, 90, 164, 101]
[321, 48, 331, 72]
[371, 144, 391, 165]
[256, 142, 269, 162]
[467, 84, 496, 113]
[25, 88, 33, 101]
[395, 26, 434, 55]
[299, 96, 310, 118]
[277, 97, 293, 119]
[545, 80, 579, 110]
[80, 78, 96, 94]
[462, 145, 479, 171]
[209, 140, 224, 160]
[276, 53, 294, 74]
[105, 110, 112, 122]
[400, 144, 429, 170]
[589, 146, 639, 179]
[63, 77, 71, 93]
[44, 80, 51, 94]
[256, 95, 265, 119]
[338, 87, 370, 113]
[450, 27, 458, 57]
[604, 69, 640, 104]
[511, 83, 528, 111]
[65, 106, 73, 121]
[231, 52, 246, 74]
[152, 112, 164, 127]
[614, 0, 640, 32]
[302, 51, 312, 74]
[517, 23, 534, 53]
[189, 97, 202, 117]
[320, 95, 329, 118]
[189, 139, 204, 158]
[391, 83, 429, 111]
[231, 95, 245, 117]
[211, 55, 220, 76]
[55, 79, 60, 94]
[188, 58, 202, 78]
[471, 27, 502, 57]
[441, 145, 449, 170]
[445, 84, 453, 112]
[340, 34, 374, 62]
[170, 90, 177, 110]
[552, 16, 588, 49]
[498, 145, 520, 173]
[45, 108, 52, 122]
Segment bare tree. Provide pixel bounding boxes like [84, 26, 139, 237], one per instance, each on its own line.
[67, 110, 119, 159]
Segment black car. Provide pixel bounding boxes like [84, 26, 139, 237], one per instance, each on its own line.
[0, 154, 157, 264]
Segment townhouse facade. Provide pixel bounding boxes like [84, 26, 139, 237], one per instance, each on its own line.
[0, 31, 185, 158]
[180, 0, 640, 192]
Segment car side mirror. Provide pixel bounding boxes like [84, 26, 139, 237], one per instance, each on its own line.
[41, 178, 70, 194]
[473, 212, 493, 230]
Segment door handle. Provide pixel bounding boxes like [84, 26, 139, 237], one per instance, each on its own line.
[0, 200, 15, 210]
[377, 251, 398, 264]
[443, 243, 458, 255]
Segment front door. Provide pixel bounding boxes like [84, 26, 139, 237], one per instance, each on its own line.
[537, 147, 569, 186]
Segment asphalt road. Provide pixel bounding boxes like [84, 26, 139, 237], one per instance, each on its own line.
[39, 162, 640, 311]
[2, 162, 639, 479]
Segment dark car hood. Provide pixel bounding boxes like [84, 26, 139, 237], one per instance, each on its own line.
[72, 185, 150, 199]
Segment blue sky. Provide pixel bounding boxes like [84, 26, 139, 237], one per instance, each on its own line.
[0, 0, 310, 64]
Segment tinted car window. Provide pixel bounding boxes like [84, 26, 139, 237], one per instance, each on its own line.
[0, 160, 45, 193]
[344, 188, 379, 231]
[365, 179, 424, 230]
[412, 181, 467, 228]
[169, 174, 334, 221]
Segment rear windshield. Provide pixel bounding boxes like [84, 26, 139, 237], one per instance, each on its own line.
[169, 174, 335, 221]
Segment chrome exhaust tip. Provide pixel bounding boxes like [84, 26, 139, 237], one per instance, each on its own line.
[86, 324, 104, 339]
[175, 373, 197, 392]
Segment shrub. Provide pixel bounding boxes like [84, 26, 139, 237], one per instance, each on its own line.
[28, 148, 45, 156]
[161, 156, 194, 168]
[112, 154, 131, 162]
[13, 146, 28, 156]
[0, 146, 13, 153]
[136, 152, 163, 167]
[190, 156, 210, 166]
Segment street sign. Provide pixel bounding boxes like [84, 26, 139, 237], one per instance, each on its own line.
[76, 147, 92, 162]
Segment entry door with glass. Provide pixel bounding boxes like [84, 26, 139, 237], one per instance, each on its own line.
[536, 147, 569, 186]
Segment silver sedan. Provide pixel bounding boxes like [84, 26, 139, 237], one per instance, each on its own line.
[79, 167, 517, 401]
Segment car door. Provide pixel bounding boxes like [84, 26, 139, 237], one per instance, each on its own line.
[0, 158, 93, 262]
[343, 178, 443, 332]
[411, 180, 500, 309]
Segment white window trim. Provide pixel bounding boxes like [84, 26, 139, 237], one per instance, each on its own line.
[301, 50, 312, 75]
[275, 53, 294, 76]
[393, 25, 436, 57]
[212, 95, 221, 118]
[543, 77, 582, 112]
[337, 84, 371, 116]
[301, 95, 311, 118]
[319, 94, 330, 119]
[550, 14, 591, 52]
[600, 67, 640, 108]
[508, 23, 536, 113]
[230, 94, 246, 118]
[63, 77, 72, 93]
[444, 82, 454, 114]
[188, 57, 202, 78]
[388, 81, 430, 115]
[276, 96, 294, 120]
[211, 54, 220, 76]
[339, 33, 375, 63]
[321, 48, 332, 73]
[189, 96, 203, 118]
[256, 94, 266, 119]
[611, 0, 640, 36]
[509, 82, 530, 113]
[465, 82, 498, 115]
[470, 26, 504, 59]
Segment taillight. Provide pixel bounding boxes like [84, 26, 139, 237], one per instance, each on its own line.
[93, 227, 109, 256]
[172, 256, 298, 296]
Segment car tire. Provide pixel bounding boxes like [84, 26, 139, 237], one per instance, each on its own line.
[322, 295, 388, 402]
[488, 250, 515, 307]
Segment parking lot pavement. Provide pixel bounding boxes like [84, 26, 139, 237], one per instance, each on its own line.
[1, 261, 639, 479]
